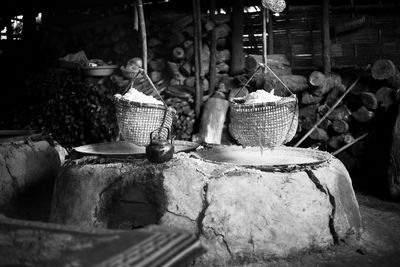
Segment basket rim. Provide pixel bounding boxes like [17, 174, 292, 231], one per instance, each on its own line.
[114, 95, 176, 112]
[230, 95, 297, 110]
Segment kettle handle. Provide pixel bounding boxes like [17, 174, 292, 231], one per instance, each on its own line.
[150, 126, 171, 141]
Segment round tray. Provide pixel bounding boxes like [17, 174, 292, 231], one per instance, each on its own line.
[73, 140, 200, 157]
[59, 59, 79, 70]
[192, 146, 332, 172]
[81, 65, 118, 76]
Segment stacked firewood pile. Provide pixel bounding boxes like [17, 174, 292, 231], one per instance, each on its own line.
[165, 96, 195, 140]
[146, 12, 232, 87]
[242, 55, 398, 167]
[294, 70, 378, 149]
[138, 12, 232, 139]
[26, 69, 121, 148]
[287, 59, 399, 185]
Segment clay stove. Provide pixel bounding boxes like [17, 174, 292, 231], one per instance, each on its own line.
[50, 146, 362, 266]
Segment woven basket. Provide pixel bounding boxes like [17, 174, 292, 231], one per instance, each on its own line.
[229, 95, 298, 147]
[115, 96, 175, 146]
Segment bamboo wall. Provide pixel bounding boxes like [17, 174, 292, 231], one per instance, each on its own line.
[243, 5, 400, 71]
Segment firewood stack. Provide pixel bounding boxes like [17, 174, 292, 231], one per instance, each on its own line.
[138, 12, 232, 140]
[291, 59, 400, 183]
[295, 70, 372, 150]
[26, 70, 121, 148]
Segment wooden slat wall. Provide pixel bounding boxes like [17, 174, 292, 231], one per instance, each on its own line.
[243, 4, 400, 71]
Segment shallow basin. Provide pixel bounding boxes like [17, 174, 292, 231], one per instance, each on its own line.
[192, 145, 331, 171]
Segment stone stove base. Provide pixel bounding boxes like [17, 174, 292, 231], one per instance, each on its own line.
[50, 151, 362, 266]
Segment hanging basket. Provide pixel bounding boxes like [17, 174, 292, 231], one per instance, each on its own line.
[114, 69, 175, 146]
[262, 0, 286, 13]
[115, 98, 175, 146]
[229, 94, 298, 147]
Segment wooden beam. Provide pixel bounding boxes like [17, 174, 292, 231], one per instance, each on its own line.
[288, 4, 400, 11]
[322, 0, 331, 74]
[262, 5, 267, 73]
[230, 0, 244, 75]
[192, 0, 203, 120]
[388, 106, 400, 200]
[267, 9, 274, 55]
[209, 0, 217, 96]
[6, 17, 13, 41]
[137, 0, 147, 73]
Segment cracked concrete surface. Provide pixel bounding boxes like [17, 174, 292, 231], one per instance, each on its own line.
[196, 183, 210, 238]
[306, 169, 339, 245]
[162, 156, 361, 266]
[51, 153, 362, 266]
[0, 141, 61, 219]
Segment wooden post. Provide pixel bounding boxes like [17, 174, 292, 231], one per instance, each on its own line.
[6, 17, 12, 41]
[388, 106, 400, 200]
[230, 0, 244, 75]
[192, 0, 203, 120]
[267, 9, 274, 55]
[322, 0, 331, 74]
[262, 6, 268, 73]
[133, 2, 139, 31]
[22, 10, 35, 42]
[209, 0, 217, 96]
[137, 0, 148, 73]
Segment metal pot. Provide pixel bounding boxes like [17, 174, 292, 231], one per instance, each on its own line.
[146, 127, 174, 163]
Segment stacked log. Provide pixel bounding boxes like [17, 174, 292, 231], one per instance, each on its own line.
[26, 70, 121, 148]
[165, 97, 195, 140]
[370, 59, 400, 200]
[295, 70, 376, 156]
[140, 12, 235, 140]
[243, 54, 309, 98]
[292, 59, 400, 198]
[371, 59, 400, 90]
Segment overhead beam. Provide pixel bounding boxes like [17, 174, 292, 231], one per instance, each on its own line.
[230, 0, 244, 75]
[322, 0, 331, 74]
[208, 0, 217, 96]
[267, 9, 273, 55]
[192, 0, 202, 120]
[288, 4, 400, 11]
[137, 0, 148, 73]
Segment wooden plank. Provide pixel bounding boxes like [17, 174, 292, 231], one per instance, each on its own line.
[192, 0, 202, 120]
[322, 0, 331, 74]
[334, 28, 378, 44]
[267, 10, 274, 55]
[209, 0, 217, 96]
[230, 0, 244, 75]
[333, 16, 368, 34]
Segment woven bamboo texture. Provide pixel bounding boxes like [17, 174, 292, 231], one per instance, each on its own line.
[115, 97, 175, 146]
[229, 95, 298, 147]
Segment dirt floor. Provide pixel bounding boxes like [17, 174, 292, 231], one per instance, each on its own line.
[4, 187, 400, 266]
[259, 191, 400, 267]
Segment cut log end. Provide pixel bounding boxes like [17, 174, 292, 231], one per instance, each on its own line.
[309, 71, 325, 87]
[332, 119, 349, 134]
[301, 91, 323, 105]
[310, 128, 329, 142]
[371, 59, 397, 80]
[172, 47, 186, 61]
[360, 92, 378, 110]
[352, 106, 374, 122]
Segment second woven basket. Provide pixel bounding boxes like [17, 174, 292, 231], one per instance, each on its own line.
[229, 94, 298, 147]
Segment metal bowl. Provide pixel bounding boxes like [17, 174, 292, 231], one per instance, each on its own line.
[81, 65, 118, 76]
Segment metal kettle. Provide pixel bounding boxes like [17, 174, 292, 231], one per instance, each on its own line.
[146, 127, 174, 163]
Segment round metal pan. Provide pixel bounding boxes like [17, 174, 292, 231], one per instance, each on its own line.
[191, 145, 331, 172]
